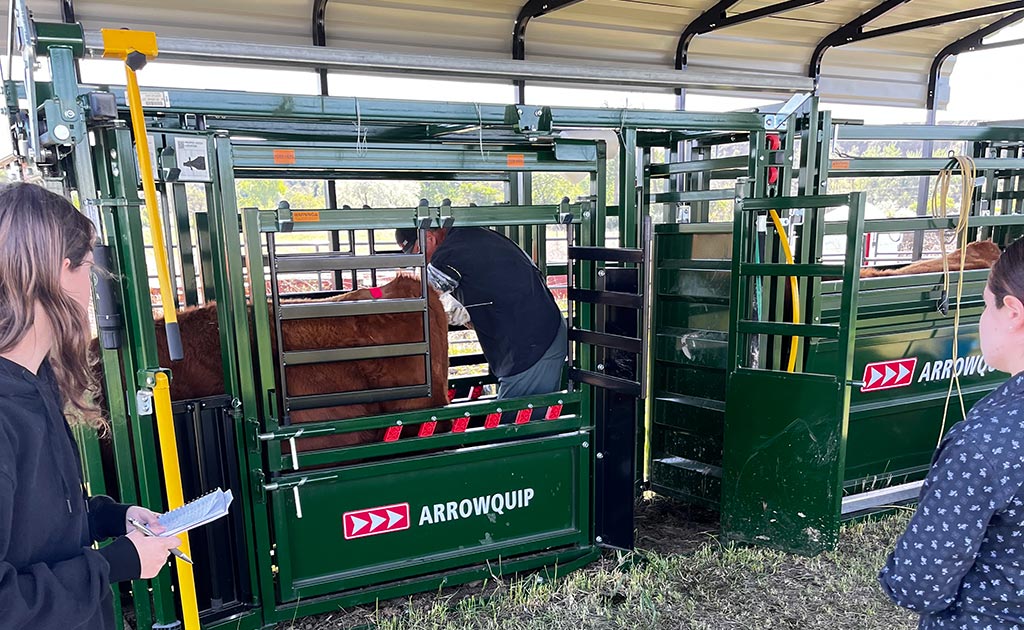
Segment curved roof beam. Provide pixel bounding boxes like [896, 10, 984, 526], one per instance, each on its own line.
[513, 0, 585, 102]
[810, 0, 1024, 81]
[675, 0, 824, 69]
[926, 9, 1024, 109]
[61, 0, 76, 23]
[513, 0, 586, 61]
[312, 0, 330, 93]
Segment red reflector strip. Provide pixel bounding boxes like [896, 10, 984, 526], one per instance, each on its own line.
[383, 426, 402, 442]
[484, 413, 501, 429]
[515, 408, 532, 424]
[452, 417, 469, 433]
[447, 388, 457, 403]
[469, 385, 484, 400]
[545, 404, 563, 420]
[369, 286, 383, 299]
[418, 421, 437, 437]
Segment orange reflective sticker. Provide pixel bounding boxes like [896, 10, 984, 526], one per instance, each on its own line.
[292, 211, 320, 222]
[274, 149, 296, 165]
[507, 154, 526, 168]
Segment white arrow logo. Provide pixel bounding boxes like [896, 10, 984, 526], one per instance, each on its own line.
[883, 365, 897, 385]
[897, 363, 910, 382]
[349, 515, 368, 535]
[369, 512, 386, 531]
[867, 367, 883, 387]
[386, 509, 403, 527]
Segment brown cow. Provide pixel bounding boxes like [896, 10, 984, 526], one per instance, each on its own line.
[860, 240, 1001, 278]
[125, 275, 449, 451]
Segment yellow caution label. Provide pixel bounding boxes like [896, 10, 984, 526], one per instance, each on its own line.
[293, 211, 320, 222]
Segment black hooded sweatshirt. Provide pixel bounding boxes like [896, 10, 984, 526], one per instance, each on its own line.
[0, 355, 140, 630]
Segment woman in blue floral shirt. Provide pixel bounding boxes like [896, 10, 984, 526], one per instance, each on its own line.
[881, 237, 1024, 629]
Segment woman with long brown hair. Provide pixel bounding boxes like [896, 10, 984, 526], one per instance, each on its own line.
[0, 183, 180, 629]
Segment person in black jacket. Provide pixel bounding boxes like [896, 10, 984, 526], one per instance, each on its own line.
[396, 226, 567, 399]
[0, 183, 181, 630]
[880, 237, 1024, 629]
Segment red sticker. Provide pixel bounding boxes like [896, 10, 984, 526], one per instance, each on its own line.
[452, 417, 469, 433]
[418, 421, 437, 437]
[343, 503, 410, 540]
[515, 408, 532, 424]
[545, 404, 563, 420]
[860, 358, 917, 392]
[484, 412, 501, 429]
[383, 426, 402, 442]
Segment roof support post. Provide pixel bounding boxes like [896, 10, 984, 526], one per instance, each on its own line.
[512, 0, 585, 104]
[810, 0, 1024, 82]
[675, 0, 823, 70]
[926, 10, 1024, 109]
[310, 0, 342, 282]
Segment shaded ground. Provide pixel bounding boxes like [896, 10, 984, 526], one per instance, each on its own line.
[277, 498, 918, 630]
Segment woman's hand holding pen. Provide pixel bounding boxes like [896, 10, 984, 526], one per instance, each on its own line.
[124, 506, 182, 579]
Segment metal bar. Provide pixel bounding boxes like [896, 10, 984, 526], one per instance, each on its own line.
[836, 123, 1024, 142]
[232, 143, 598, 174]
[569, 328, 643, 354]
[286, 385, 431, 411]
[738, 262, 845, 277]
[841, 480, 924, 515]
[81, 31, 815, 93]
[278, 297, 425, 320]
[742, 194, 851, 210]
[275, 252, 423, 273]
[568, 287, 644, 309]
[860, 2, 1024, 44]
[737, 320, 840, 339]
[568, 246, 644, 263]
[568, 369, 641, 396]
[825, 214, 1024, 235]
[647, 155, 748, 176]
[282, 342, 428, 366]
[829, 157, 1024, 174]
[648, 189, 733, 203]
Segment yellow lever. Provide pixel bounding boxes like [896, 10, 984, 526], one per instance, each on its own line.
[102, 29, 199, 630]
[101, 29, 183, 361]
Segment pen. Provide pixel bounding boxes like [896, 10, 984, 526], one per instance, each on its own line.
[127, 516, 194, 565]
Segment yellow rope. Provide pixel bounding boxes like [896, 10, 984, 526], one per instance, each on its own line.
[934, 155, 976, 445]
[769, 210, 800, 373]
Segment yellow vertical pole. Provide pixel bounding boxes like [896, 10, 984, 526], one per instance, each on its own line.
[153, 373, 200, 630]
[101, 29, 200, 630]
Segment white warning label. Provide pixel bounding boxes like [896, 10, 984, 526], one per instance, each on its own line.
[174, 136, 210, 182]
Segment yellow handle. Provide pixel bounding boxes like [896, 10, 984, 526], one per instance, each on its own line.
[153, 372, 200, 630]
[768, 210, 800, 373]
[123, 66, 182, 360]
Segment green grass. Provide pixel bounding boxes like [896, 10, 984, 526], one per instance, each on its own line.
[283, 500, 919, 630]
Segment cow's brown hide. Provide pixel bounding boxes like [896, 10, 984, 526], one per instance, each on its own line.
[95, 275, 448, 451]
[860, 240, 1001, 278]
